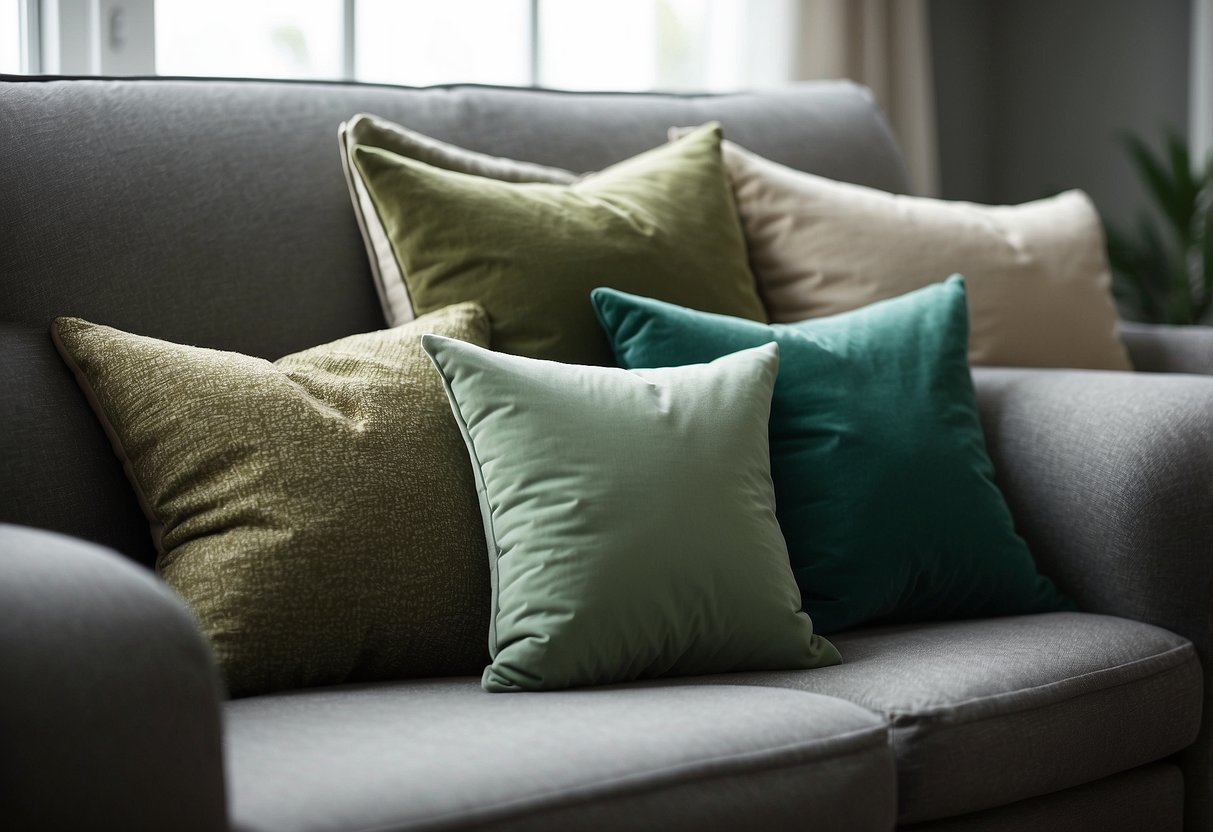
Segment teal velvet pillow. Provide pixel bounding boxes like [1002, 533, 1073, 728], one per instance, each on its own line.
[423, 335, 840, 692]
[592, 277, 1073, 633]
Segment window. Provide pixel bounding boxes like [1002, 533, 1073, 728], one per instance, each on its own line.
[22, 0, 795, 92]
[156, 0, 344, 80]
[539, 0, 745, 92]
[355, 0, 531, 88]
[1, 0, 23, 73]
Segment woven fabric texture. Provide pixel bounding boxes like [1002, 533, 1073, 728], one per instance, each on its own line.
[697, 613, 1200, 823]
[225, 680, 892, 832]
[52, 303, 493, 697]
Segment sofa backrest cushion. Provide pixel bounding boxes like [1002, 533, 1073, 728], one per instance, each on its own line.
[0, 76, 909, 565]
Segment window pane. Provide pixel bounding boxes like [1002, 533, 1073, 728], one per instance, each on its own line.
[539, 0, 769, 93]
[155, 0, 343, 80]
[539, 0, 660, 91]
[0, 0, 21, 73]
[356, 0, 530, 87]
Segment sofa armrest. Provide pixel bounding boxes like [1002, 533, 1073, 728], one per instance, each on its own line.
[973, 367, 1213, 634]
[973, 368, 1213, 831]
[1120, 321, 1213, 375]
[0, 524, 228, 832]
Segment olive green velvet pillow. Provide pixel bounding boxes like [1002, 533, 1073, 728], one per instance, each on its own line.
[352, 122, 766, 366]
[338, 112, 577, 326]
[424, 336, 840, 692]
[52, 304, 493, 697]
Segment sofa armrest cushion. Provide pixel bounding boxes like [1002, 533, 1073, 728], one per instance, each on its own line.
[973, 368, 1213, 636]
[973, 367, 1213, 831]
[0, 524, 227, 832]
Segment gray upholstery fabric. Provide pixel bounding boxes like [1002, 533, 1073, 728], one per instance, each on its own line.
[0, 76, 907, 564]
[680, 613, 1200, 824]
[903, 763, 1184, 832]
[4, 75, 1209, 831]
[1120, 321, 1213, 375]
[0, 523, 227, 832]
[0, 326, 156, 565]
[973, 367, 1213, 832]
[0, 78, 907, 353]
[224, 679, 893, 832]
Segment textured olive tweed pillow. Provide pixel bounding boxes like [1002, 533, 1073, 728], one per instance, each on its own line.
[52, 303, 493, 697]
[351, 122, 766, 366]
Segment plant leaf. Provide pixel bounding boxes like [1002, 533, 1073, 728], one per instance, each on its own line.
[1111, 130, 1212, 324]
[1137, 213, 1191, 323]
[1166, 130, 1199, 235]
[1123, 133, 1189, 239]
[1105, 219, 1164, 322]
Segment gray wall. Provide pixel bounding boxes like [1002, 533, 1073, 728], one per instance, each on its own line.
[931, 0, 1191, 229]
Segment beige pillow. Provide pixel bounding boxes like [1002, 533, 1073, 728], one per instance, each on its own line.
[339, 113, 576, 325]
[680, 131, 1131, 370]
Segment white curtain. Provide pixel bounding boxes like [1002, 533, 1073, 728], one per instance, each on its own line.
[793, 0, 939, 196]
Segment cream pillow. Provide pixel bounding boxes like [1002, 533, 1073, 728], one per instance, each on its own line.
[339, 113, 576, 325]
[681, 132, 1130, 370]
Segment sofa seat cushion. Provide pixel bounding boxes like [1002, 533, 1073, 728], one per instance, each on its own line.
[224, 678, 894, 832]
[902, 762, 1184, 832]
[692, 612, 1201, 824]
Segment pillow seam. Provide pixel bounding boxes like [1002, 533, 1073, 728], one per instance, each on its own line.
[427, 349, 503, 657]
[346, 139, 418, 324]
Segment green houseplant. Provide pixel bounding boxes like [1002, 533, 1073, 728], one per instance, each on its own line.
[1104, 131, 1213, 324]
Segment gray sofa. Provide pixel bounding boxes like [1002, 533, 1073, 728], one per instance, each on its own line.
[1, 76, 1210, 832]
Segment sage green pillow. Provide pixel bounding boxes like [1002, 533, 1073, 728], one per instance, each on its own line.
[423, 335, 840, 692]
[52, 304, 493, 697]
[593, 278, 1075, 634]
[353, 122, 766, 366]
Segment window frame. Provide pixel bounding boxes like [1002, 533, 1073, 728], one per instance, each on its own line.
[22, 0, 540, 82]
[19, 0, 792, 92]
[9, 0, 39, 73]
